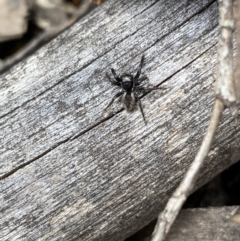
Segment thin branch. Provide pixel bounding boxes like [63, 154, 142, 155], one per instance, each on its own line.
[151, 99, 224, 241]
[234, 0, 240, 100]
[215, 0, 237, 114]
[151, 0, 237, 240]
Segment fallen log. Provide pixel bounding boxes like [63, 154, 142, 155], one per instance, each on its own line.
[1, 0, 240, 240]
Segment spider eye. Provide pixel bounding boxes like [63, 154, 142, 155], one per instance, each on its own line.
[122, 81, 132, 89]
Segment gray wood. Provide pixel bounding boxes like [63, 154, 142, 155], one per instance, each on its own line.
[167, 206, 240, 241]
[130, 206, 240, 241]
[1, 0, 240, 240]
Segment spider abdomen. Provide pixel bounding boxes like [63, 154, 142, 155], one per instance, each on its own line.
[122, 92, 135, 111]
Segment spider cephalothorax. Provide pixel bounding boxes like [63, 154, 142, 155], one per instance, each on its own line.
[103, 55, 161, 124]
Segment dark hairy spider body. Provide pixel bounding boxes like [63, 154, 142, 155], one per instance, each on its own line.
[103, 55, 162, 124]
[120, 74, 136, 111]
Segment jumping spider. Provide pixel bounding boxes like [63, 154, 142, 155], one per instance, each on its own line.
[103, 55, 162, 124]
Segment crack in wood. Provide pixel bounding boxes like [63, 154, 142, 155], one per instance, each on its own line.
[0, 43, 216, 180]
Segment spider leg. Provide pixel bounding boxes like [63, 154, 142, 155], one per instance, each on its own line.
[134, 55, 145, 80]
[136, 96, 147, 125]
[146, 86, 166, 91]
[111, 68, 122, 82]
[106, 72, 121, 86]
[136, 86, 165, 94]
[102, 91, 123, 115]
[135, 76, 148, 86]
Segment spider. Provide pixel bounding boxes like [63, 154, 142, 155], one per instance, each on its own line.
[103, 55, 162, 125]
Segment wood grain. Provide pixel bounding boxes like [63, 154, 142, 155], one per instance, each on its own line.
[1, 0, 240, 240]
[128, 206, 240, 241]
[167, 206, 240, 241]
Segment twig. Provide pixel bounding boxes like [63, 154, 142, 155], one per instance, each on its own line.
[234, 0, 240, 100]
[0, 0, 91, 74]
[151, 0, 236, 240]
[151, 99, 224, 241]
[215, 0, 237, 115]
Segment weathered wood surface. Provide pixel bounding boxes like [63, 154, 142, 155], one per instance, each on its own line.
[1, 0, 240, 240]
[167, 206, 240, 241]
